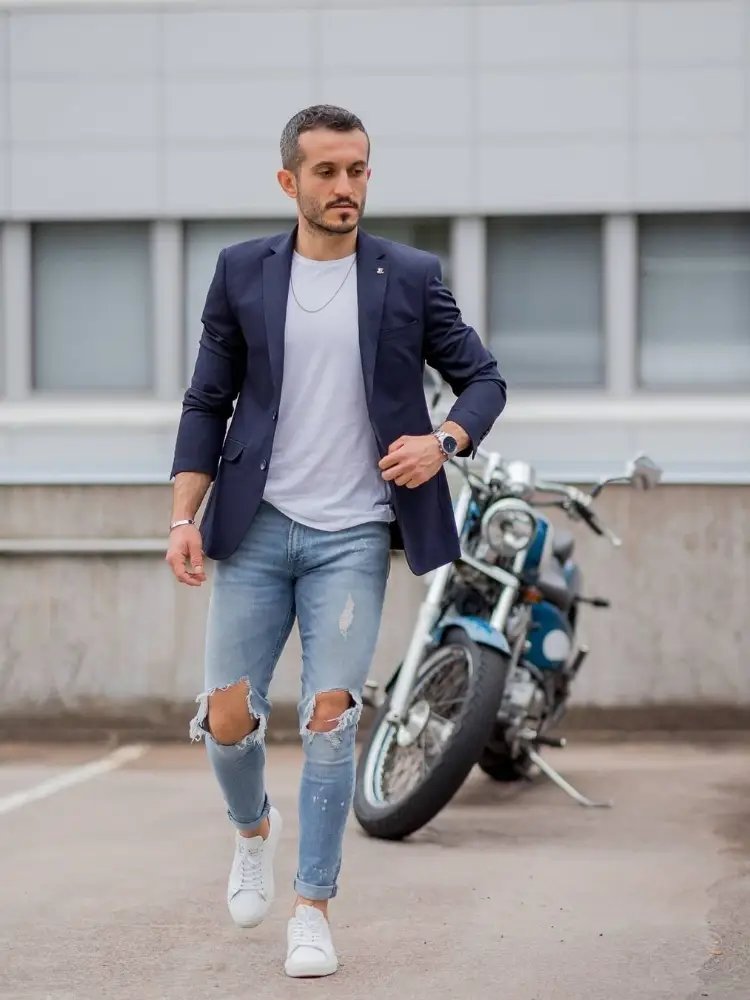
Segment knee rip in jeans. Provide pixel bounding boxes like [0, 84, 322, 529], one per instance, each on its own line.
[189, 676, 267, 749]
[300, 689, 362, 749]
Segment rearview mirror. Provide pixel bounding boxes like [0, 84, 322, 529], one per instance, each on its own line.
[627, 454, 662, 491]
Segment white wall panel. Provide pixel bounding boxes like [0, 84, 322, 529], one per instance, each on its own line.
[477, 142, 630, 211]
[12, 81, 160, 143]
[634, 139, 747, 207]
[321, 74, 472, 141]
[479, 71, 629, 137]
[364, 143, 473, 213]
[634, 1, 744, 66]
[0, 150, 7, 214]
[0, 13, 7, 75]
[163, 146, 291, 216]
[635, 68, 745, 135]
[165, 78, 314, 142]
[319, 8, 470, 71]
[478, 2, 630, 69]
[9, 11, 160, 77]
[11, 149, 160, 217]
[0, 83, 6, 144]
[164, 10, 314, 75]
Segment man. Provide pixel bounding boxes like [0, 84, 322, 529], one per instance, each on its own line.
[166, 105, 506, 978]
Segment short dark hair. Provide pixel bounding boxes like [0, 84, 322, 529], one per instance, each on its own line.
[280, 105, 369, 173]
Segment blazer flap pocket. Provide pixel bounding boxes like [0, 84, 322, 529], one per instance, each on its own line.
[381, 318, 420, 339]
[221, 436, 245, 463]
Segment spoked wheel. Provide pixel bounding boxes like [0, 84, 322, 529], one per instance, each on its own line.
[354, 627, 509, 840]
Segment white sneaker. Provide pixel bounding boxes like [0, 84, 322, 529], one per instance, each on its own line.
[227, 806, 282, 928]
[285, 905, 339, 978]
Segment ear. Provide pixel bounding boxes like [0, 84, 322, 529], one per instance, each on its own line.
[277, 169, 297, 200]
[367, 166, 372, 181]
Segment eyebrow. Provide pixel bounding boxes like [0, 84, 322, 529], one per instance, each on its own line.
[312, 160, 367, 169]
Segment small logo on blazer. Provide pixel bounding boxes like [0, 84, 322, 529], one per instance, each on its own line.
[376, 267, 385, 274]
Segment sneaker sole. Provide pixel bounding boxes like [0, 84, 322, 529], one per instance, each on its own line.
[284, 958, 339, 979]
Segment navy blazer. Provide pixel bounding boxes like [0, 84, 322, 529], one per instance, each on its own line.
[171, 227, 507, 575]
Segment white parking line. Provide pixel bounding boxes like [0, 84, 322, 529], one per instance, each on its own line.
[0, 744, 149, 816]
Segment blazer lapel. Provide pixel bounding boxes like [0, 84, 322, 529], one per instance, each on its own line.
[262, 229, 295, 393]
[356, 229, 387, 405]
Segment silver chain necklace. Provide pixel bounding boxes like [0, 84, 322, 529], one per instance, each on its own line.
[290, 254, 357, 314]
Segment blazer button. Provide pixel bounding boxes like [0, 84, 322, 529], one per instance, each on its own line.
[272, 410, 278, 421]
[260, 460, 267, 471]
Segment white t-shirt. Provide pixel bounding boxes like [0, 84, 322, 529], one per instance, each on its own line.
[262, 250, 394, 531]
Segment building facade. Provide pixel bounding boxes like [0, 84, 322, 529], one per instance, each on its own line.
[2, 0, 749, 725]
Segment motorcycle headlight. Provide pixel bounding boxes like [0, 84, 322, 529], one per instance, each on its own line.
[481, 500, 536, 559]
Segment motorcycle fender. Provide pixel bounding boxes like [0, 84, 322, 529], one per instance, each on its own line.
[433, 615, 511, 656]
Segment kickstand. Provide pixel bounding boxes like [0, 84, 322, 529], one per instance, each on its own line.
[526, 747, 613, 809]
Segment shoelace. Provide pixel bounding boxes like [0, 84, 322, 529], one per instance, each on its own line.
[238, 847, 264, 893]
[291, 912, 324, 947]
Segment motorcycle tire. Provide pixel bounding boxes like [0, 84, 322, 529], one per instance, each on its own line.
[354, 627, 509, 841]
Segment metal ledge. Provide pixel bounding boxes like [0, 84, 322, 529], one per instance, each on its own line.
[0, 538, 167, 555]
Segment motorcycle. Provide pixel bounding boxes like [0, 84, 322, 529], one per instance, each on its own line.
[354, 390, 662, 841]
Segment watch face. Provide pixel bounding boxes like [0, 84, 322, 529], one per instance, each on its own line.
[442, 434, 458, 455]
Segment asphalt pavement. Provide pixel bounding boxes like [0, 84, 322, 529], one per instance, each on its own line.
[0, 739, 748, 1000]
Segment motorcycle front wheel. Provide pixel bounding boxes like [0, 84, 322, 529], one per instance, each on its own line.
[354, 627, 509, 840]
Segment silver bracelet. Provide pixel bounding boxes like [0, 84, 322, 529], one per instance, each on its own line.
[169, 518, 195, 531]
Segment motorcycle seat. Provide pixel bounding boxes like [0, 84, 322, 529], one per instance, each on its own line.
[553, 529, 575, 564]
[537, 564, 574, 613]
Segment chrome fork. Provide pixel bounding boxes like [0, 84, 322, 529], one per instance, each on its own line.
[385, 451, 504, 727]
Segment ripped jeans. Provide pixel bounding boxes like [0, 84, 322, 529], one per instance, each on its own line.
[190, 500, 391, 901]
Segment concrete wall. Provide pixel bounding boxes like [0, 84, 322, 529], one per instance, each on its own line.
[2, 482, 748, 736]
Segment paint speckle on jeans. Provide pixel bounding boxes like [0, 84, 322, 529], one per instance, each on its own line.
[338, 594, 355, 637]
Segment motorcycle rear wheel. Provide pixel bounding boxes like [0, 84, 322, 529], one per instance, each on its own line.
[354, 627, 509, 840]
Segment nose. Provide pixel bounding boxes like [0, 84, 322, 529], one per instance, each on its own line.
[333, 170, 354, 200]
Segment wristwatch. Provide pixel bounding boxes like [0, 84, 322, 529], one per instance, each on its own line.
[433, 430, 458, 459]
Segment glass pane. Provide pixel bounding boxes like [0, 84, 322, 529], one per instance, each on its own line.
[184, 220, 290, 386]
[487, 217, 604, 388]
[33, 223, 152, 392]
[639, 215, 750, 388]
[363, 218, 451, 398]
[0, 226, 4, 396]
[363, 217, 451, 282]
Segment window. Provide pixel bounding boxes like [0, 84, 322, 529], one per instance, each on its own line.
[183, 220, 290, 385]
[362, 218, 451, 282]
[32, 223, 152, 393]
[639, 215, 750, 389]
[487, 217, 604, 388]
[364, 219, 451, 396]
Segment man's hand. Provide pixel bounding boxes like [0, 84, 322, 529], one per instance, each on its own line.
[379, 434, 446, 489]
[165, 524, 207, 587]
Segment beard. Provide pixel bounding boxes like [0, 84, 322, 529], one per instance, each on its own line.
[298, 190, 366, 235]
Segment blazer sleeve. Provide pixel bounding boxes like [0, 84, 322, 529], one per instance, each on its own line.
[170, 248, 248, 479]
[422, 254, 507, 457]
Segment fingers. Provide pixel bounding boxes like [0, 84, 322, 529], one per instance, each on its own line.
[379, 437, 408, 469]
[165, 528, 206, 587]
[378, 452, 402, 471]
[166, 552, 202, 586]
[187, 537, 207, 583]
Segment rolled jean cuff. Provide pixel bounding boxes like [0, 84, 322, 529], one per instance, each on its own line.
[294, 877, 338, 901]
[228, 794, 270, 833]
